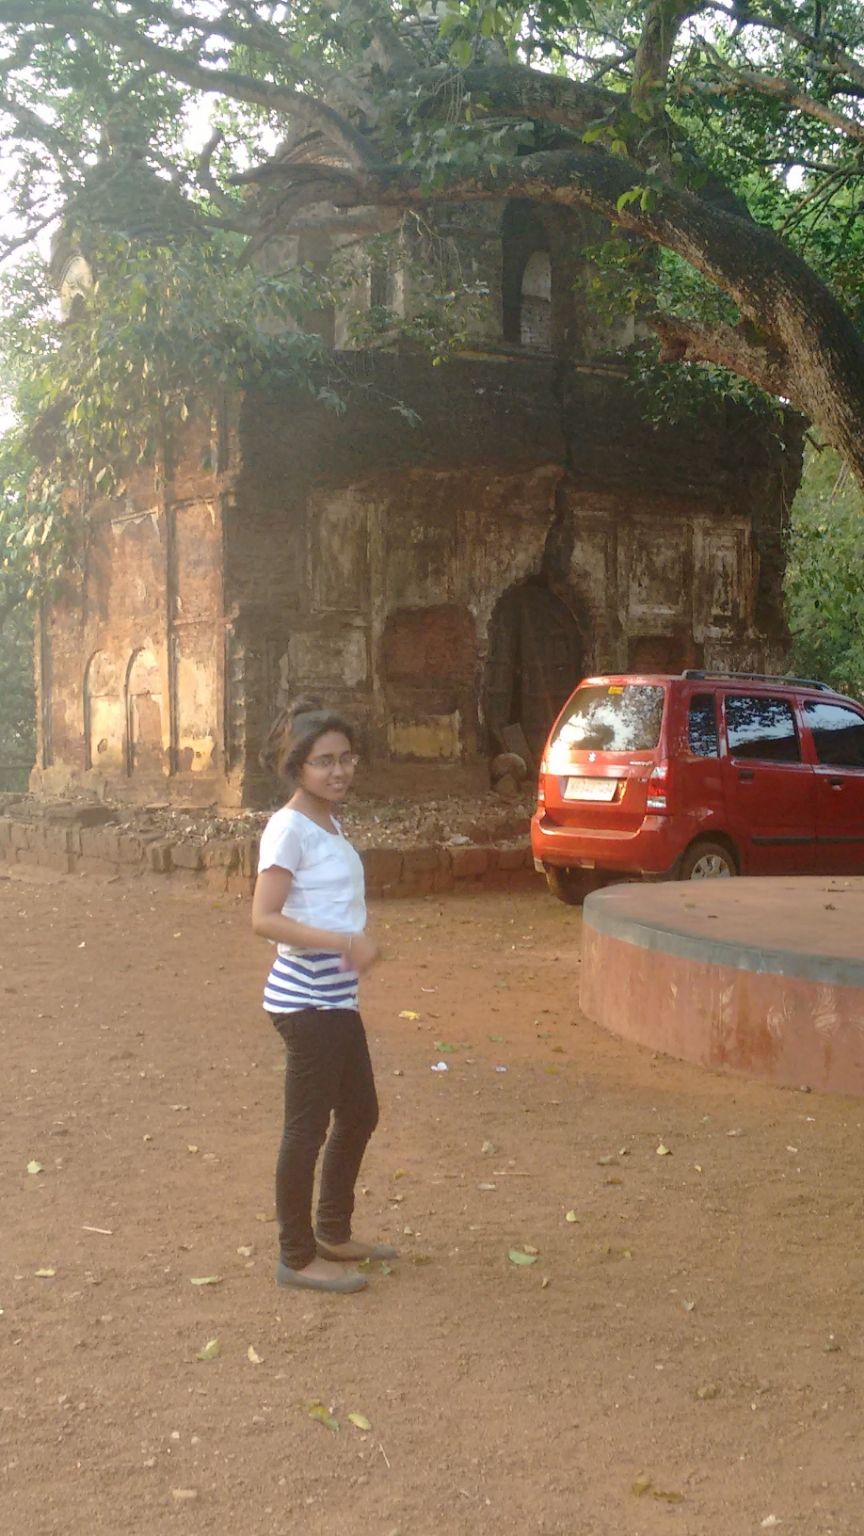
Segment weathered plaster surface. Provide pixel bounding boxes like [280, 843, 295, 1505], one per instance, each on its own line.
[33, 354, 800, 807]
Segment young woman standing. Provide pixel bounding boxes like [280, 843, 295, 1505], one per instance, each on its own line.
[252, 700, 395, 1294]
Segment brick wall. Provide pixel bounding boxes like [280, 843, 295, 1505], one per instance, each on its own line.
[0, 807, 535, 898]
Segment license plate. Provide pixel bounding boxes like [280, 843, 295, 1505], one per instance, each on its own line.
[563, 777, 617, 802]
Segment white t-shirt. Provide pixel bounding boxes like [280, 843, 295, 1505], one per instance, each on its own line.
[258, 807, 366, 944]
[257, 807, 366, 1015]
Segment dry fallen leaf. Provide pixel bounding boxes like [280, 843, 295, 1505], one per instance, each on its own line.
[656, 1143, 672, 1157]
[247, 1345, 262, 1365]
[398, 1010, 420, 1021]
[305, 1401, 339, 1431]
[189, 1275, 223, 1287]
[26, 1160, 44, 1175]
[508, 1249, 538, 1266]
[171, 1488, 198, 1503]
[565, 1210, 579, 1223]
[347, 1412, 372, 1432]
[34, 1267, 55, 1278]
[196, 1338, 221, 1362]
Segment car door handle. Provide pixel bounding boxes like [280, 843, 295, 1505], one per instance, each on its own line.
[828, 778, 845, 790]
[738, 769, 755, 781]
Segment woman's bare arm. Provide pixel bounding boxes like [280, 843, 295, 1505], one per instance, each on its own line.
[252, 866, 350, 951]
[251, 866, 378, 972]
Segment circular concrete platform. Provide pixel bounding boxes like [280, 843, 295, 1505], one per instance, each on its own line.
[581, 877, 864, 1095]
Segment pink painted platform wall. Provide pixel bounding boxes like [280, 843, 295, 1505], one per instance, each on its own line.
[581, 923, 864, 1097]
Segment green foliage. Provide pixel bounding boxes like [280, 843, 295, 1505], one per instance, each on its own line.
[0, 603, 34, 788]
[0, 0, 861, 569]
[341, 221, 492, 364]
[628, 348, 781, 428]
[785, 444, 864, 700]
[20, 233, 328, 470]
[0, 230, 336, 622]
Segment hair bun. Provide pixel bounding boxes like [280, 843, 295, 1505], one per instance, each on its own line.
[290, 696, 323, 721]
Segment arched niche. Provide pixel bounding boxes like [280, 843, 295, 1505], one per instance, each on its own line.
[125, 647, 166, 776]
[484, 577, 584, 761]
[519, 250, 552, 350]
[501, 198, 600, 355]
[502, 202, 552, 350]
[84, 650, 124, 772]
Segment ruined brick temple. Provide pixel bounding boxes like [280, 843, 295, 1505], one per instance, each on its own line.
[34, 196, 801, 807]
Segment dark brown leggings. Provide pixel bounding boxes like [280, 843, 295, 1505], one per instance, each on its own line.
[273, 1008, 379, 1269]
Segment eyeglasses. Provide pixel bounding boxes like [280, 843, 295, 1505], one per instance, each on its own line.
[305, 752, 360, 771]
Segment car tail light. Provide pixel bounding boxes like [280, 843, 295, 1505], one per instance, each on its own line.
[537, 758, 547, 805]
[646, 762, 669, 812]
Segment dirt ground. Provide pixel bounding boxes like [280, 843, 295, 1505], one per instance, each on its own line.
[1, 865, 861, 1536]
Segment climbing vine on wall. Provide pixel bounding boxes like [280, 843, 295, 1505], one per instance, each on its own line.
[0, 232, 341, 623]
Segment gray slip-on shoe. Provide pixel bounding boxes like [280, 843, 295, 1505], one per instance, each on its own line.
[316, 1239, 399, 1262]
[276, 1259, 367, 1293]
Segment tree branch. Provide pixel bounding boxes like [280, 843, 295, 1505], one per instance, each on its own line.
[700, 0, 864, 97]
[194, 127, 249, 223]
[0, 0, 376, 167]
[245, 141, 864, 476]
[631, 0, 703, 118]
[649, 310, 789, 395]
[0, 90, 78, 176]
[0, 207, 59, 264]
[682, 66, 864, 144]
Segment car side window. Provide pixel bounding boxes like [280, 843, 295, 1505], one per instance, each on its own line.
[725, 694, 801, 763]
[803, 701, 864, 768]
[688, 693, 719, 757]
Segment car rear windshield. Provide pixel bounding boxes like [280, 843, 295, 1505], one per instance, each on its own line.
[553, 683, 666, 753]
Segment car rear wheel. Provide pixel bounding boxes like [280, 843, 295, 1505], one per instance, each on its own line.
[679, 840, 736, 880]
[544, 867, 601, 905]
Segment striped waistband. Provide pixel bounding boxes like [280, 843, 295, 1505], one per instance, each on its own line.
[264, 949, 359, 1014]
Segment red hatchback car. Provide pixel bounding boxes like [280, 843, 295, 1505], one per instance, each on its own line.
[531, 670, 864, 903]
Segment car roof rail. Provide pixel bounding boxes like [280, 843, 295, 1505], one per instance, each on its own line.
[681, 669, 835, 693]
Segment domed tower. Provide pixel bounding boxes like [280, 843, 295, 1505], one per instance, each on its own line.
[49, 102, 200, 318]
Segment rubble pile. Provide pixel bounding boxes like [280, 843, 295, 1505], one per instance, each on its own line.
[0, 790, 533, 852]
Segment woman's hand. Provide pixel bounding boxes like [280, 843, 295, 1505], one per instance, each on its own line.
[342, 931, 379, 974]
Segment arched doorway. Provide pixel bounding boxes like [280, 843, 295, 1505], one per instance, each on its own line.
[484, 578, 584, 762]
[126, 647, 165, 777]
[84, 650, 124, 771]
